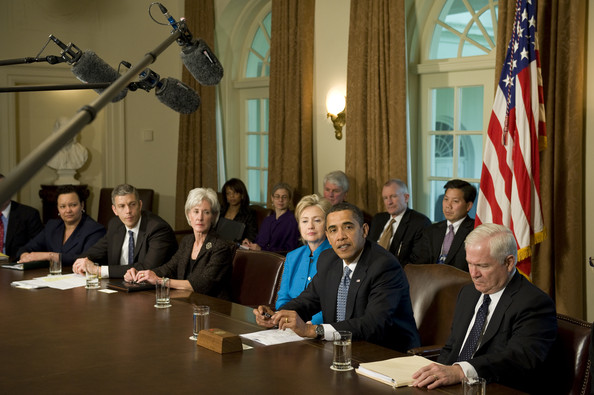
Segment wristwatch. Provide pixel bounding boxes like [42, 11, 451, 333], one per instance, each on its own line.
[315, 324, 324, 339]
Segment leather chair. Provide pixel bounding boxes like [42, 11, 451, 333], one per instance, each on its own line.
[250, 204, 271, 232]
[97, 187, 155, 228]
[404, 263, 472, 358]
[542, 314, 592, 395]
[231, 249, 285, 308]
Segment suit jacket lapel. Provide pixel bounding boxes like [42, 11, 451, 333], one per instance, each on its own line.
[445, 216, 472, 265]
[345, 242, 371, 319]
[390, 209, 410, 255]
[478, 272, 520, 349]
[111, 221, 126, 264]
[134, 213, 148, 260]
[432, 221, 447, 262]
[327, 255, 344, 322]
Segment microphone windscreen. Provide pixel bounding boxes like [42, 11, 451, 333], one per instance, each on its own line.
[181, 39, 224, 86]
[155, 77, 200, 114]
[71, 51, 128, 102]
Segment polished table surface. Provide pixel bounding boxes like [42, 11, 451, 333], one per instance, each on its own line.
[0, 268, 526, 394]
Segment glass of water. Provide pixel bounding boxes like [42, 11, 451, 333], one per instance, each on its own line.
[331, 330, 353, 371]
[190, 305, 210, 341]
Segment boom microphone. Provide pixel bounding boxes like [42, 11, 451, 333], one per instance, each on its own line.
[180, 39, 224, 86]
[71, 51, 128, 102]
[155, 77, 200, 114]
[155, 4, 223, 86]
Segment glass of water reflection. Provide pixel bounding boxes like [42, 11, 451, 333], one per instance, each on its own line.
[190, 305, 210, 341]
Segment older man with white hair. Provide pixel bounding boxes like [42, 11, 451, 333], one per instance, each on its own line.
[412, 224, 557, 393]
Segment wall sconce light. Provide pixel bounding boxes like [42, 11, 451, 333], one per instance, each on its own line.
[326, 91, 346, 140]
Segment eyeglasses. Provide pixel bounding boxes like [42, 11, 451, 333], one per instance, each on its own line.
[272, 195, 289, 200]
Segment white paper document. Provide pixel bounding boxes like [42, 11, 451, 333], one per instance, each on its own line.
[240, 329, 306, 346]
[12, 274, 87, 290]
[34, 273, 88, 290]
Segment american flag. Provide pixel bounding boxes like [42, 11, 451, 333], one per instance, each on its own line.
[475, 0, 546, 277]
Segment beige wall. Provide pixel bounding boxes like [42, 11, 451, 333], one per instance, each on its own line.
[0, 0, 183, 223]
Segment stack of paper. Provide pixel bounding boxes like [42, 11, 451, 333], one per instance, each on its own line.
[356, 355, 438, 388]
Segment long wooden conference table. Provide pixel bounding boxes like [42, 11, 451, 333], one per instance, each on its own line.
[0, 268, 526, 394]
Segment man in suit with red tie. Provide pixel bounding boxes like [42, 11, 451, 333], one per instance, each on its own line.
[368, 179, 431, 266]
[412, 224, 557, 393]
[411, 179, 476, 271]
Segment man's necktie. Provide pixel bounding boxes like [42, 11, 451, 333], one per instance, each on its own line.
[336, 266, 352, 322]
[128, 230, 135, 265]
[457, 294, 491, 361]
[378, 218, 396, 250]
[0, 213, 4, 254]
[438, 224, 455, 264]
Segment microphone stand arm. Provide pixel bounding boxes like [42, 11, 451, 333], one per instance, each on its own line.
[0, 56, 67, 66]
[0, 30, 182, 204]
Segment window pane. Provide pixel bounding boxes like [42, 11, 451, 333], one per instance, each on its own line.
[430, 135, 454, 177]
[431, 88, 454, 131]
[263, 170, 268, 199]
[263, 99, 269, 132]
[262, 134, 268, 167]
[458, 135, 483, 179]
[462, 38, 488, 57]
[251, 27, 269, 58]
[248, 135, 260, 167]
[430, 25, 459, 59]
[478, 9, 496, 42]
[246, 52, 263, 78]
[458, 86, 484, 131]
[430, 180, 448, 222]
[248, 170, 261, 203]
[247, 99, 260, 132]
[441, 0, 471, 33]
[262, 12, 271, 36]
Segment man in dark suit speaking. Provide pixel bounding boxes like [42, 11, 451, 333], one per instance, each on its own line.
[368, 179, 430, 266]
[412, 224, 557, 393]
[253, 202, 420, 352]
[72, 184, 177, 278]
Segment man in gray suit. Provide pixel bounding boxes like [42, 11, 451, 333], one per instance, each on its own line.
[72, 184, 177, 278]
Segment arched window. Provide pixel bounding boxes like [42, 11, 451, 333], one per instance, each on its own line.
[239, 10, 271, 204]
[417, 0, 498, 221]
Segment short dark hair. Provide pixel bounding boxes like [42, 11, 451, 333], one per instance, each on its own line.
[444, 179, 477, 203]
[327, 202, 364, 227]
[221, 178, 251, 213]
[56, 185, 84, 204]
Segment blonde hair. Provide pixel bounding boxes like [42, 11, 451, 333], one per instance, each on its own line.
[294, 194, 332, 221]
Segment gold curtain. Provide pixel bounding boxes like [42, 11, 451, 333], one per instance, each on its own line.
[497, 1, 587, 318]
[345, 0, 407, 215]
[267, 0, 315, 201]
[175, 0, 218, 229]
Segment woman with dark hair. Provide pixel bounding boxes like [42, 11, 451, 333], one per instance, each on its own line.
[243, 182, 299, 253]
[17, 185, 105, 266]
[219, 178, 258, 242]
